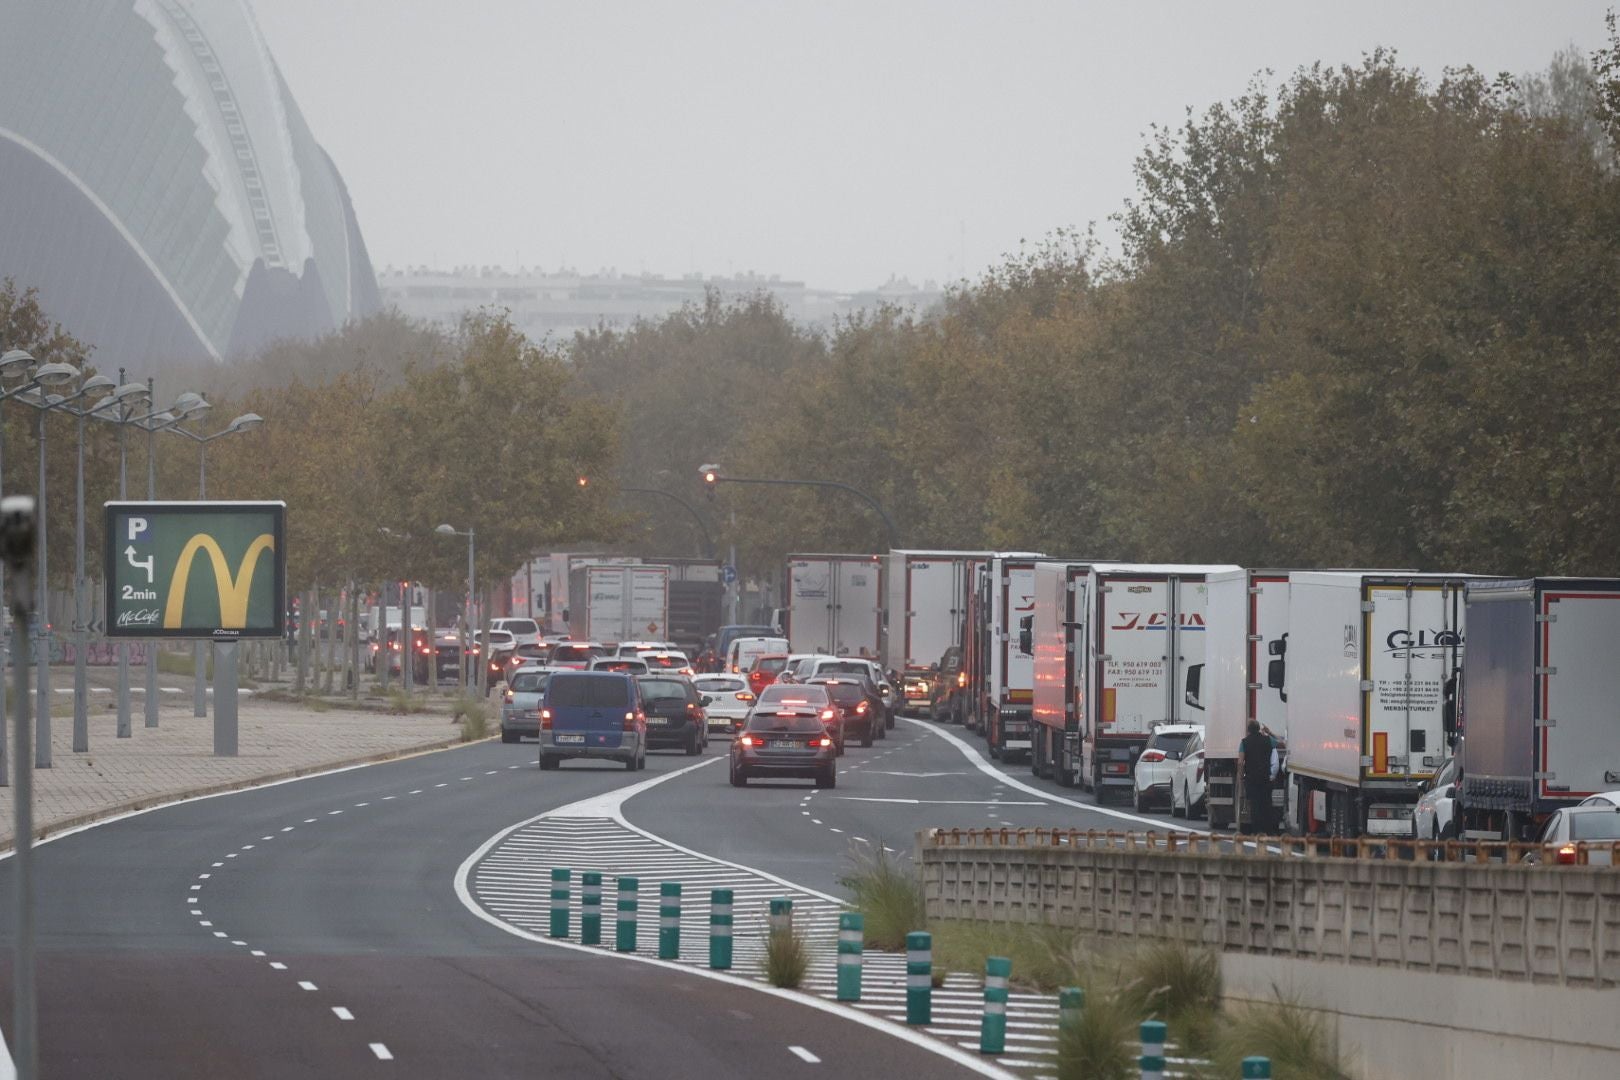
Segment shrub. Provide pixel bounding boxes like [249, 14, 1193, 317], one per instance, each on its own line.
[838, 842, 926, 950]
[1055, 987, 1137, 1080]
[1211, 995, 1355, 1079]
[454, 694, 489, 740]
[763, 928, 811, 989]
[387, 689, 427, 715]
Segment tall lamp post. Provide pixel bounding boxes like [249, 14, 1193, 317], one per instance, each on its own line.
[135, 386, 205, 725]
[435, 524, 475, 692]
[89, 381, 164, 737]
[166, 409, 260, 719]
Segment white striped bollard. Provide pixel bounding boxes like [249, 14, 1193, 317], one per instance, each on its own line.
[1140, 1019, 1166, 1080]
[1242, 1057, 1271, 1079]
[769, 897, 793, 937]
[616, 877, 638, 952]
[836, 912, 863, 1001]
[709, 888, 733, 969]
[549, 868, 570, 938]
[581, 872, 602, 945]
[979, 955, 1010, 1054]
[659, 882, 681, 959]
[1059, 986, 1083, 1029]
[905, 931, 932, 1025]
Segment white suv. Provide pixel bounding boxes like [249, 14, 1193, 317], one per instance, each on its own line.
[490, 618, 543, 648]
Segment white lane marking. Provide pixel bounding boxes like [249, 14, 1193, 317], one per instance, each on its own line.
[788, 1045, 821, 1063]
[851, 836, 867, 843]
[908, 720, 1213, 833]
[198, 921, 212, 927]
[355, 803, 369, 808]
[250, 950, 265, 957]
[212, 931, 226, 938]
[829, 828, 844, 834]
[833, 797, 1046, 806]
[370, 1043, 393, 1061]
[382, 795, 396, 800]
[298, 981, 318, 991]
[485, 770, 498, 775]
[198, 874, 210, 880]
[281, 826, 294, 832]
[269, 962, 287, 970]
[190, 885, 202, 891]
[332, 1007, 354, 1021]
[230, 940, 246, 946]
[304, 818, 317, 823]
[241, 844, 254, 850]
[435, 783, 448, 788]
[460, 777, 473, 781]
[261, 836, 274, 841]
[226, 853, 238, 858]
[328, 811, 343, 816]
[211, 862, 223, 867]
[409, 789, 424, 794]
[810, 819, 823, 825]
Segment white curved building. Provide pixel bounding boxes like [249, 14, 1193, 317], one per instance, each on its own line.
[0, 0, 379, 367]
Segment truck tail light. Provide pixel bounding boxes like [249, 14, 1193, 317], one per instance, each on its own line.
[957, 671, 967, 688]
[540, 708, 552, 730]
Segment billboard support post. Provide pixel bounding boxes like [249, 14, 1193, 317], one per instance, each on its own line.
[214, 641, 238, 756]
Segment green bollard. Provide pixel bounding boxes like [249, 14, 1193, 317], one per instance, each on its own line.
[549, 868, 570, 939]
[1059, 986, 1084, 1029]
[905, 931, 932, 1025]
[769, 897, 793, 936]
[659, 882, 682, 960]
[980, 956, 1011, 1054]
[1140, 1019, 1166, 1080]
[581, 872, 602, 946]
[1242, 1058, 1272, 1079]
[836, 912, 863, 1002]
[615, 877, 638, 952]
[709, 888, 733, 970]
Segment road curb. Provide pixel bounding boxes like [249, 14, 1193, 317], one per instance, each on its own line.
[0, 733, 490, 854]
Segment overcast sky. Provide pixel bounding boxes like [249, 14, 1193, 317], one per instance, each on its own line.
[253, 1, 1614, 291]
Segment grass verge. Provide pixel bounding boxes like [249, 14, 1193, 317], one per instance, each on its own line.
[837, 842, 926, 950]
[763, 928, 811, 988]
[1208, 994, 1355, 1079]
[453, 694, 489, 740]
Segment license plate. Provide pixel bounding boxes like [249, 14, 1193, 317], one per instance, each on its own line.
[775, 740, 802, 749]
[648, 717, 668, 725]
[555, 734, 584, 744]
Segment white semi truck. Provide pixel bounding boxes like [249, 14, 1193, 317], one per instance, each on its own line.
[784, 553, 884, 657]
[1193, 569, 1290, 830]
[1283, 572, 1472, 838]
[1457, 578, 1620, 841]
[969, 553, 1044, 761]
[563, 563, 671, 645]
[1029, 562, 1233, 797]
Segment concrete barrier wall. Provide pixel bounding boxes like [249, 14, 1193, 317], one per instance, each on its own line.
[919, 834, 1620, 1078]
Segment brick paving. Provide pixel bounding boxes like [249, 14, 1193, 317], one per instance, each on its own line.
[0, 693, 467, 848]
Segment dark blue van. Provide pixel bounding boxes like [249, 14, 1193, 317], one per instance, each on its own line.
[539, 672, 646, 771]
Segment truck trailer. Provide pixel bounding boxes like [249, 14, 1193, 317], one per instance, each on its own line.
[1029, 562, 1232, 797]
[564, 563, 671, 644]
[1457, 578, 1620, 841]
[884, 550, 990, 714]
[784, 553, 884, 657]
[968, 553, 1044, 761]
[1283, 572, 1472, 838]
[1193, 569, 1290, 830]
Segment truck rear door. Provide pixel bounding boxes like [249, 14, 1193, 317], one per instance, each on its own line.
[1095, 576, 1173, 737]
[905, 558, 957, 669]
[1541, 587, 1620, 800]
[834, 558, 882, 657]
[788, 559, 834, 653]
[1364, 581, 1463, 781]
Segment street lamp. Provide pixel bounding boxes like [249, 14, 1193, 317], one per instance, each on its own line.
[435, 523, 476, 692]
[0, 348, 38, 786]
[87, 375, 152, 738]
[166, 410, 263, 718]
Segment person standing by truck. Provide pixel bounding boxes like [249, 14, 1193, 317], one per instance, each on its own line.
[1238, 720, 1276, 834]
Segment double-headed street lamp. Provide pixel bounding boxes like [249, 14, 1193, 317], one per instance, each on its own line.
[166, 408, 261, 718]
[435, 524, 475, 692]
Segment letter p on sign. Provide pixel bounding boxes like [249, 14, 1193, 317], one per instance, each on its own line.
[127, 517, 148, 542]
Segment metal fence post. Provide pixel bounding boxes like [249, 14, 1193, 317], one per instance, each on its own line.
[905, 931, 932, 1025]
[836, 912, 863, 1001]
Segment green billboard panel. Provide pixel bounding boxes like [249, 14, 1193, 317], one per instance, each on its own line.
[104, 501, 286, 640]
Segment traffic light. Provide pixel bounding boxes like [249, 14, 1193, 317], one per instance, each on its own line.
[703, 470, 718, 501]
[577, 475, 589, 488]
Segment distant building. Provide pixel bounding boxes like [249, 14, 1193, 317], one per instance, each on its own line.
[0, 1, 380, 370]
[378, 266, 945, 343]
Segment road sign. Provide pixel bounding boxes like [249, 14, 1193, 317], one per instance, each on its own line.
[722, 564, 737, 585]
[103, 501, 286, 640]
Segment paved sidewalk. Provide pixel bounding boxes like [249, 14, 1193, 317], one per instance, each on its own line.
[0, 695, 468, 849]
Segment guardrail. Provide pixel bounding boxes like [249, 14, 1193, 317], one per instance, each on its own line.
[924, 826, 1620, 865]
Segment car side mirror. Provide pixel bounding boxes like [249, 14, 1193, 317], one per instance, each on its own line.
[1443, 674, 1460, 739]
[1267, 658, 1286, 692]
[1017, 615, 1034, 656]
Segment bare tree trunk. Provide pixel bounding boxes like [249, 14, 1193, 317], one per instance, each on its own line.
[348, 586, 361, 701]
[321, 587, 337, 694]
[478, 586, 493, 698]
[295, 587, 314, 692]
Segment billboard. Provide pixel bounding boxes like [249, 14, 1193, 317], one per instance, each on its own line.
[104, 501, 286, 640]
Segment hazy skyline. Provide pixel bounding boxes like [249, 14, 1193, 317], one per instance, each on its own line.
[254, 1, 1613, 291]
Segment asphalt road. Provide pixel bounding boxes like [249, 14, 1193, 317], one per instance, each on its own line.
[0, 739, 1014, 1079]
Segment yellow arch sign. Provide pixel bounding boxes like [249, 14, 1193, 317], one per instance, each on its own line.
[163, 533, 276, 629]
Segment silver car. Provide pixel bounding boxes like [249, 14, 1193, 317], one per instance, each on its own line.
[500, 666, 556, 743]
[694, 674, 753, 735]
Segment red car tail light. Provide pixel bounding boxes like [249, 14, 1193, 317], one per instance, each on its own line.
[739, 734, 756, 747]
[1140, 750, 1166, 763]
[817, 737, 832, 747]
[540, 708, 553, 730]
[855, 701, 868, 714]
[622, 710, 643, 731]
[1196, 761, 1206, 782]
[821, 709, 835, 721]
[1557, 843, 1579, 865]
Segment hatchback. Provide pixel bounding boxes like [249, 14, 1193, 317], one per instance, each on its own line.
[637, 675, 710, 754]
[693, 674, 754, 734]
[1132, 724, 1205, 813]
[501, 666, 555, 743]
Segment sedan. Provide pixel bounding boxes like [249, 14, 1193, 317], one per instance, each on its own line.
[808, 676, 882, 748]
[1526, 805, 1620, 865]
[500, 666, 556, 743]
[1170, 739, 1207, 820]
[1132, 723, 1204, 813]
[693, 674, 754, 735]
[636, 675, 709, 754]
[752, 683, 839, 752]
[730, 707, 837, 789]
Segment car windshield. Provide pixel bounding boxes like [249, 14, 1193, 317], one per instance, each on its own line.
[509, 671, 551, 693]
[551, 645, 599, 663]
[755, 656, 787, 673]
[813, 681, 865, 705]
[1571, 811, 1620, 841]
[594, 659, 647, 673]
[547, 675, 629, 708]
[758, 685, 828, 706]
[638, 678, 688, 702]
[696, 677, 745, 692]
[500, 620, 539, 636]
[819, 661, 869, 677]
[747, 713, 824, 733]
[1147, 731, 1198, 757]
[640, 653, 689, 668]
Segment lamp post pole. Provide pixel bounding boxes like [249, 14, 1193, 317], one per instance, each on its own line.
[436, 524, 476, 692]
[34, 405, 47, 767]
[144, 378, 159, 728]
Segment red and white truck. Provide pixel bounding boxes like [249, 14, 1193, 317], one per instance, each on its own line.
[783, 554, 884, 657]
[883, 550, 990, 715]
[1192, 569, 1291, 830]
[1283, 572, 1473, 838]
[1029, 562, 1233, 797]
[1457, 578, 1620, 841]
